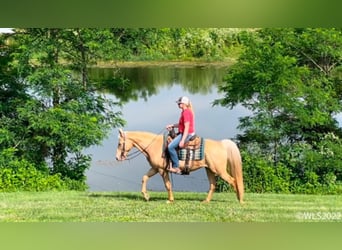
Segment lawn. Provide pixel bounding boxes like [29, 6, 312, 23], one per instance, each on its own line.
[0, 191, 341, 222]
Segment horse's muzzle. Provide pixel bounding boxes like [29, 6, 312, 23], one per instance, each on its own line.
[116, 154, 126, 161]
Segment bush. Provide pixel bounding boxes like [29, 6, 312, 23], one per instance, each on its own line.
[0, 161, 65, 192]
[216, 150, 292, 193]
[0, 148, 86, 192]
[241, 153, 292, 193]
[216, 145, 342, 195]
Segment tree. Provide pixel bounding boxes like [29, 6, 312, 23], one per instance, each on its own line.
[215, 28, 342, 192]
[0, 32, 29, 158]
[3, 29, 125, 188]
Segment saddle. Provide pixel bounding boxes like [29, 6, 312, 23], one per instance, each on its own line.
[163, 129, 205, 175]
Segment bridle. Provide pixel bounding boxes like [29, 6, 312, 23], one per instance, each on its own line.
[119, 139, 127, 160]
[118, 132, 139, 161]
[118, 128, 165, 161]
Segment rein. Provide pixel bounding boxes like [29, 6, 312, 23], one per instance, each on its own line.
[121, 128, 165, 161]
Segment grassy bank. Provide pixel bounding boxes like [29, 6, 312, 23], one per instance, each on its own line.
[94, 58, 237, 68]
[0, 191, 341, 222]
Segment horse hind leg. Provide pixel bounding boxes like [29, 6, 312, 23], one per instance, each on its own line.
[203, 168, 216, 203]
[160, 169, 174, 203]
[220, 170, 245, 204]
[206, 168, 241, 204]
[218, 171, 239, 199]
[221, 139, 244, 204]
[218, 169, 237, 189]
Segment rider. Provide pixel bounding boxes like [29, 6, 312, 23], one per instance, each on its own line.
[166, 96, 196, 174]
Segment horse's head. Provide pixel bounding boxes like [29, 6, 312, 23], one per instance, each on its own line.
[115, 129, 134, 161]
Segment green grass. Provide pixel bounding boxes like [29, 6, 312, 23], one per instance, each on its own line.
[0, 191, 341, 222]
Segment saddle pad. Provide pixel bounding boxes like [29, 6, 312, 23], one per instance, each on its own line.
[178, 137, 205, 161]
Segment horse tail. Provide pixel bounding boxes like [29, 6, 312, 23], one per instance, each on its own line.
[221, 139, 244, 204]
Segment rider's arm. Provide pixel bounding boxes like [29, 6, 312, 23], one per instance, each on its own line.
[166, 123, 178, 129]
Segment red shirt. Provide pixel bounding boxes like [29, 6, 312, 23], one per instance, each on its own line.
[178, 109, 195, 134]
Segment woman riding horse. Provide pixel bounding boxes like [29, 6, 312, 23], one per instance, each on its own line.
[166, 96, 196, 174]
[115, 129, 244, 204]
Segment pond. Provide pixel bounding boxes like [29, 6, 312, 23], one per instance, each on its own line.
[85, 65, 250, 192]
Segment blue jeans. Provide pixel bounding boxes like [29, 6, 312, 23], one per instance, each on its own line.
[167, 133, 193, 168]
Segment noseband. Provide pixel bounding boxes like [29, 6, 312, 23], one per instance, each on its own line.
[119, 133, 139, 160]
[121, 141, 126, 159]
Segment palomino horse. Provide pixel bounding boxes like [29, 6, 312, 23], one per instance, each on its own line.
[115, 129, 244, 204]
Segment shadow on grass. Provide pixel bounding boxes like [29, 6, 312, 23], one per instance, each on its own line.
[87, 192, 146, 200]
[86, 191, 232, 203]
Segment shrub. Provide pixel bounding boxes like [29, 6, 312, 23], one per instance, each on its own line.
[0, 148, 85, 192]
[242, 156, 292, 193]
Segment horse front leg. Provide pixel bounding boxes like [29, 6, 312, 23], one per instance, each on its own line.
[141, 167, 158, 201]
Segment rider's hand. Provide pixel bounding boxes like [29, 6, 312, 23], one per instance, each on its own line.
[166, 124, 174, 130]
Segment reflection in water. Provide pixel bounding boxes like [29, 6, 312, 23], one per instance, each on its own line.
[89, 65, 227, 102]
[85, 65, 249, 192]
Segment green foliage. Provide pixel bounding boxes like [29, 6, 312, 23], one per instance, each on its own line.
[0, 148, 72, 191]
[1, 29, 125, 191]
[215, 176, 230, 193]
[109, 28, 242, 61]
[233, 136, 342, 194]
[215, 28, 342, 194]
[238, 148, 291, 193]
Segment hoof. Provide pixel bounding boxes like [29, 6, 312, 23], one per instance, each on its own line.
[166, 200, 174, 204]
[141, 192, 150, 201]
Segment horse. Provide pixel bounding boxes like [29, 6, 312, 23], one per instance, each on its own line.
[115, 129, 244, 204]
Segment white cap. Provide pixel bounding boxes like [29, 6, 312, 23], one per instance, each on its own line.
[176, 96, 190, 105]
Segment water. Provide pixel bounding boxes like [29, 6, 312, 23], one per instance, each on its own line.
[85, 65, 250, 192]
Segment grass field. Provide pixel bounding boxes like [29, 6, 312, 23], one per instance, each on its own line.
[0, 191, 341, 222]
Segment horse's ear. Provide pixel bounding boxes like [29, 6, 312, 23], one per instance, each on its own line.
[118, 128, 124, 137]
